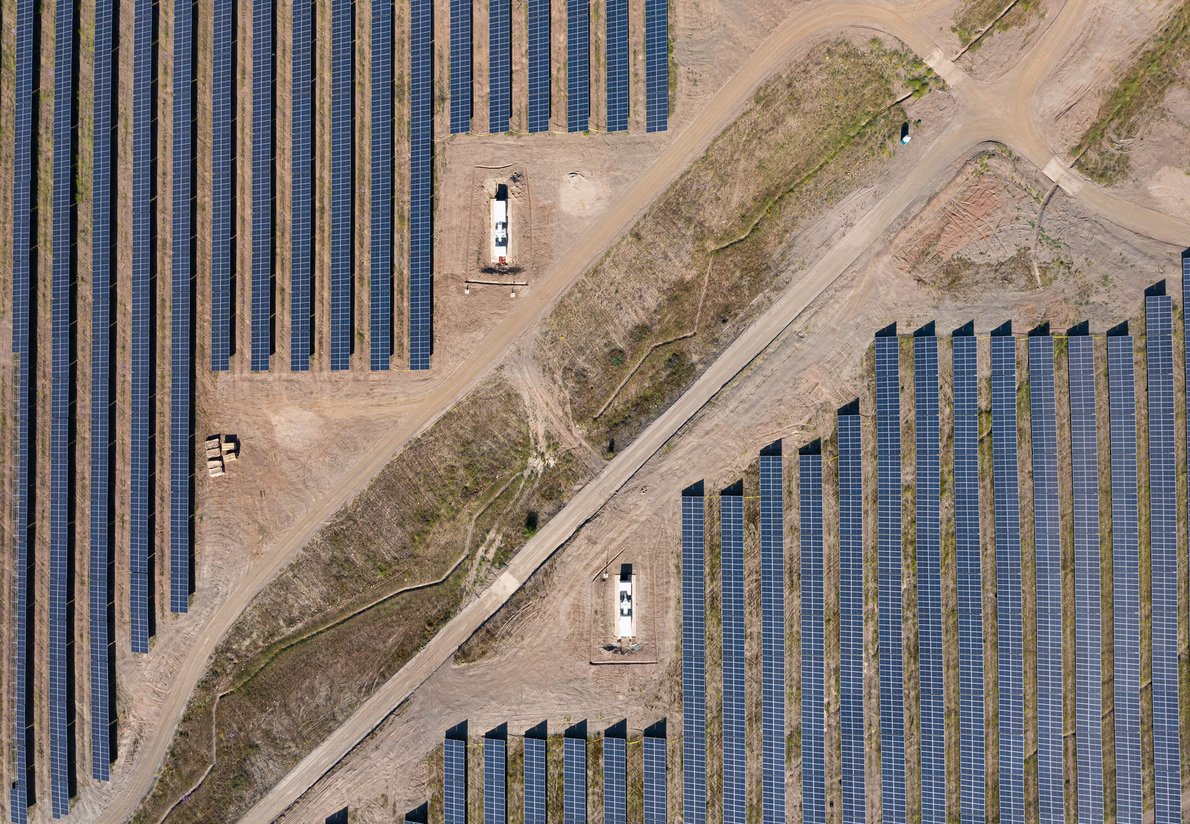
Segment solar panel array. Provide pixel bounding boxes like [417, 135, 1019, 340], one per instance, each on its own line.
[644, 0, 668, 131]
[759, 444, 785, 824]
[489, 0, 511, 132]
[719, 488, 746, 823]
[444, 736, 467, 824]
[1027, 335, 1064, 824]
[875, 335, 906, 824]
[913, 334, 945, 824]
[450, 0, 472, 133]
[484, 735, 506, 824]
[564, 731, 587, 824]
[681, 484, 707, 824]
[527, 0, 550, 132]
[10, 0, 36, 805]
[837, 411, 865, 824]
[1147, 295, 1181, 824]
[566, 0, 590, 131]
[410, 0, 433, 369]
[606, 0, 629, 131]
[991, 334, 1024, 824]
[800, 452, 825, 824]
[523, 733, 546, 824]
[131, 0, 155, 655]
[1068, 334, 1104, 823]
[330, 0, 353, 370]
[89, 0, 118, 781]
[369, 0, 393, 370]
[603, 731, 627, 824]
[290, 0, 314, 370]
[1107, 333, 1141, 824]
[211, 0, 233, 370]
[171, 0, 197, 615]
[952, 332, 985, 824]
[251, 0, 274, 370]
[643, 731, 667, 824]
[50, 0, 78, 804]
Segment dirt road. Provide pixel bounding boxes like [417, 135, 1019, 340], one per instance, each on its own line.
[109, 0, 1190, 820]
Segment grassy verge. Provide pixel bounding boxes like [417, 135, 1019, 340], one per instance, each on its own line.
[133, 377, 589, 823]
[952, 0, 1043, 51]
[538, 37, 940, 456]
[1072, 0, 1190, 185]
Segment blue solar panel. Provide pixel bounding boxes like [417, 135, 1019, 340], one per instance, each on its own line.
[1067, 334, 1104, 824]
[643, 731, 667, 824]
[410, 0, 433, 369]
[523, 732, 546, 824]
[330, 0, 353, 370]
[953, 332, 984, 824]
[290, 0, 314, 370]
[837, 410, 865, 824]
[10, 304, 34, 820]
[50, 0, 78, 805]
[10, 0, 37, 806]
[484, 735, 506, 824]
[1148, 295, 1181, 824]
[759, 443, 785, 824]
[367, 0, 393, 369]
[527, 0, 550, 132]
[171, 0, 196, 615]
[444, 736, 467, 824]
[251, 0, 274, 370]
[1027, 335, 1063, 824]
[913, 334, 945, 824]
[605, 0, 628, 131]
[603, 730, 626, 824]
[1107, 333, 1141, 824]
[566, 0, 590, 131]
[875, 335, 906, 824]
[489, 0, 511, 132]
[211, 0, 233, 370]
[681, 484, 706, 824]
[720, 487, 745, 823]
[564, 730, 587, 824]
[450, 0, 472, 133]
[644, 0, 667, 132]
[89, 0, 118, 781]
[800, 451, 825, 824]
[991, 332, 1024, 824]
[131, 0, 155, 655]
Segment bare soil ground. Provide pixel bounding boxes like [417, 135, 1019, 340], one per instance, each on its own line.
[273, 146, 1186, 823]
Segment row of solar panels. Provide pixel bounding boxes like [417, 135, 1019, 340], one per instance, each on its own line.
[211, 0, 430, 371]
[9, 0, 37, 818]
[400, 722, 667, 823]
[676, 277, 1188, 824]
[449, 0, 669, 134]
[7, 0, 197, 815]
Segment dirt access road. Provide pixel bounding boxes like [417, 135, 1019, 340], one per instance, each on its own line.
[223, 0, 1190, 821]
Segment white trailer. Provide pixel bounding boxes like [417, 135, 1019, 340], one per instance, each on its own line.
[490, 196, 510, 264]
